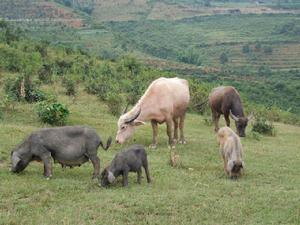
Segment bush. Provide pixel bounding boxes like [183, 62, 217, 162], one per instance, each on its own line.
[252, 117, 276, 136]
[242, 44, 251, 54]
[263, 46, 273, 55]
[4, 76, 47, 103]
[106, 93, 125, 117]
[62, 77, 77, 96]
[36, 101, 69, 125]
[219, 52, 228, 64]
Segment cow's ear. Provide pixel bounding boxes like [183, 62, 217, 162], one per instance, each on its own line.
[133, 120, 145, 126]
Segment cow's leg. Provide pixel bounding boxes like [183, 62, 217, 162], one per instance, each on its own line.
[137, 169, 142, 184]
[89, 155, 100, 179]
[173, 117, 179, 143]
[179, 114, 186, 144]
[224, 112, 230, 127]
[166, 118, 175, 148]
[150, 120, 158, 149]
[212, 111, 221, 132]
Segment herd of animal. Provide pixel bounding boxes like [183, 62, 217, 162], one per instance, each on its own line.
[10, 77, 251, 186]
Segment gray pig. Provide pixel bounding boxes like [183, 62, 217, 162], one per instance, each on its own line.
[10, 126, 112, 178]
[100, 145, 151, 187]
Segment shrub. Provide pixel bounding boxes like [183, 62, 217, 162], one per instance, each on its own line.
[242, 44, 251, 54]
[255, 42, 262, 51]
[4, 76, 47, 103]
[263, 46, 273, 55]
[219, 52, 228, 64]
[36, 101, 69, 125]
[252, 117, 276, 136]
[106, 93, 125, 117]
[62, 77, 77, 96]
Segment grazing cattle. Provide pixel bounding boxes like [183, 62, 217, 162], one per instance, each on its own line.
[10, 126, 112, 178]
[208, 86, 253, 137]
[116, 77, 190, 148]
[100, 145, 151, 187]
[217, 127, 245, 179]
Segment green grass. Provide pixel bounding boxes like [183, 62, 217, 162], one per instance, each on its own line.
[1, 85, 300, 224]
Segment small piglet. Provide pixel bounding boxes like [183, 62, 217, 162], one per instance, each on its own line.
[100, 145, 151, 187]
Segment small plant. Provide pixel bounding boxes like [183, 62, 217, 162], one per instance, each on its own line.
[252, 117, 276, 136]
[35, 101, 69, 125]
[62, 77, 77, 96]
[219, 52, 228, 64]
[242, 44, 251, 54]
[263, 46, 273, 55]
[106, 93, 124, 117]
[203, 116, 213, 126]
[4, 76, 46, 103]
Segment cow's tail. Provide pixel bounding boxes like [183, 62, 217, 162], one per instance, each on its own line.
[100, 136, 112, 151]
[193, 99, 209, 109]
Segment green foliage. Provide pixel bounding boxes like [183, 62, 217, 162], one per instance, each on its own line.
[106, 93, 125, 117]
[4, 75, 46, 103]
[35, 101, 70, 126]
[274, 21, 300, 36]
[62, 77, 77, 96]
[178, 48, 202, 65]
[263, 46, 273, 55]
[219, 52, 228, 64]
[242, 44, 250, 54]
[189, 80, 210, 114]
[254, 42, 262, 51]
[252, 116, 276, 136]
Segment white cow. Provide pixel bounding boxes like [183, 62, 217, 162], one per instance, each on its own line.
[116, 77, 190, 148]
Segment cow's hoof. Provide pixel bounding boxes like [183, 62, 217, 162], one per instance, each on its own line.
[179, 140, 187, 144]
[45, 177, 51, 180]
[168, 145, 176, 149]
[149, 144, 157, 149]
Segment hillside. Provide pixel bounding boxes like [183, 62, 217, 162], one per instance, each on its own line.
[0, 85, 300, 224]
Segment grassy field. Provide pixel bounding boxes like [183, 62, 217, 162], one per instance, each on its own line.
[0, 85, 299, 225]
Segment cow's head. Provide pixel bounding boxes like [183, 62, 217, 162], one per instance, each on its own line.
[10, 151, 29, 173]
[227, 160, 245, 179]
[100, 167, 116, 187]
[230, 111, 253, 137]
[115, 106, 145, 144]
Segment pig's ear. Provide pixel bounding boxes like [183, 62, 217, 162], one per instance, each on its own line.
[133, 120, 145, 126]
[108, 171, 115, 183]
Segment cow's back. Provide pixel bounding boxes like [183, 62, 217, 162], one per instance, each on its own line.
[209, 86, 239, 114]
[142, 77, 190, 116]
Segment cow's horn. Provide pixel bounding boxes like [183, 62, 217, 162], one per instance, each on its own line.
[230, 111, 239, 122]
[108, 171, 115, 183]
[124, 107, 141, 124]
[123, 103, 129, 114]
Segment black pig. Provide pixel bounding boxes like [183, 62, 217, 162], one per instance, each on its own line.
[100, 145, 151, 187]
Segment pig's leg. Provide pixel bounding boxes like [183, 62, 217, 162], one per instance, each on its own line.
[32, 146, 52, 178]
[143, 159, 151, 183]
[88, 155, 100, 179]
[122, 169, 129, 187]
[137, 169, 142, 184]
